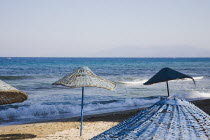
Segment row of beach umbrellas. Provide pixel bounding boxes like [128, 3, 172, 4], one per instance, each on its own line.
[0, 66, 195, 136]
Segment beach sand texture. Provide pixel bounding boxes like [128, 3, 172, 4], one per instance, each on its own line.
[0, 108, 141, 140]
[0, 99, 210, 140]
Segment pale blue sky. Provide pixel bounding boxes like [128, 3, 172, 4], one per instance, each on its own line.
[0, 0, 210, 57]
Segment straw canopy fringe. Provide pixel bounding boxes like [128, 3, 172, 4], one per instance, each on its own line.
[0, 80, 28, 105]
[144, 67, 195, 85]
[53, 66, 116, 90]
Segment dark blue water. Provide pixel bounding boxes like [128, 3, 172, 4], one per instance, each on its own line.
[0, 57, 210, 125]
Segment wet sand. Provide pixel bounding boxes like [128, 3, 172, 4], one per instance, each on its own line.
[0, 99, 210, 140]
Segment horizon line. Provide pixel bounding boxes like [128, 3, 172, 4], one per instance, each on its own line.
[1, 56, 210, 58]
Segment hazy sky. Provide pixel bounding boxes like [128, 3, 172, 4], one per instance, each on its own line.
[0, 0, 210, 57]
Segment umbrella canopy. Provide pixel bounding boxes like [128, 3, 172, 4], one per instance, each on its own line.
[53, 66, 116, 90]
[0, 80, 28, 105]
[53, 66, 116, 136]
[144, 67, 195, 85]
[144, 67, 195, 96]
[91, 97, 210, 140]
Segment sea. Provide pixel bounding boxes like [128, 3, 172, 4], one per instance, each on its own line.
[0, 57, 210, 126]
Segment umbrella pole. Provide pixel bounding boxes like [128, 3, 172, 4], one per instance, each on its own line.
[166, 81, 170, 97]
[80, 87, 84, 136]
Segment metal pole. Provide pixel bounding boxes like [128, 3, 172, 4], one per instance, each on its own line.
[80, 87, 84, 136]
[166, 81, 170, 97]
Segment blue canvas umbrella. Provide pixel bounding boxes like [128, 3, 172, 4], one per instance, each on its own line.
[144, 67, 195, 96]
[53, 66, 116, 136]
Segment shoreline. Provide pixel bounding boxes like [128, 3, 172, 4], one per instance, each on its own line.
[0, 104, 149, 127]
[1, 99, 210, 140]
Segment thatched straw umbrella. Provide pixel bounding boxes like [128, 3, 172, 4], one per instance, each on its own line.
[0, 80, 28, 105]
[91, 97, 210, 140]
[144, 67, 195, 96]
[53, 66, 116, 136]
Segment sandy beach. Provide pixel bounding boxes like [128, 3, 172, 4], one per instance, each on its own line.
[0, 99, 210, 140]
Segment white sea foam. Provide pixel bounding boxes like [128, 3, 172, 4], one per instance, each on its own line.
[174, 91, 210, 100]
[184, 76, 204, 81]
[85, 98, 159, 112]
[120, 79, 147, 86]
[0, 98, 159, 123]
[193, 76, 204, 80]
[119, 76, 204, 86]
[0, 104, 80, 121]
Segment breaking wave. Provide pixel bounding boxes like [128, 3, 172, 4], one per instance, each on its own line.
[184, 76, 204, 81]
[0, 98, 159, 124]
[193, 76, 204, 80]
[174, 91, 210, 100]
[119, 79, 147, 86]
[118, 76, 204, 86]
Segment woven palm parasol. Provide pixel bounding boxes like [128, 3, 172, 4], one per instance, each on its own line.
[53, 66, 116, 136]
[144, 67, 195, 96]
[91, 97, 210, 140]
[0, 80, 28, 105]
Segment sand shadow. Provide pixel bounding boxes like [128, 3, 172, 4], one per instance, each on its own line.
[0, 133, 36, 140]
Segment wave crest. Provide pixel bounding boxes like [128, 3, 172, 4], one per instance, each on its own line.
[174, 91, 210, 100]
[0, 98, 159, 124]
[119, 79, 147, 86]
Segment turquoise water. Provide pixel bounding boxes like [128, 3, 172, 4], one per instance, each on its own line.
[0, 57, 210, 125]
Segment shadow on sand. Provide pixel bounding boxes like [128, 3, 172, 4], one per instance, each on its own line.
[0, 133, 36, 140]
